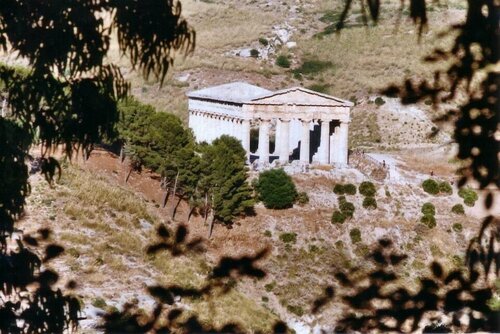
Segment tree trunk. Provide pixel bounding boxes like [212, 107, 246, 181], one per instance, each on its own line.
[172, 196, 183, 220]
[170, 171, 179, 218]
[187, 205, 195, 223]
[203, 192, 209, 224]
[119, 146, 125, 163]
[207, 194, 215, 239]
[162, 190, 170, 208]
[125, 167, 133, 183]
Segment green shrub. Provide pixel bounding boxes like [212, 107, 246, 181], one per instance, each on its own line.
[451, 203, 465, 215]
[337, 195, 346, 205]
[261, 296, 269, 302]
[452, 223, 463, 232]
[439, 181, 453, 195]
[420, 214, 437, 228]
[287, 304, 304, 316]
[256, 169, 297, 209]
[331, 210, 346, 224]
[421, 202, 436, 216]
[296, 191, 309, 205]
[307, 83, 329, 94]
[422, 179, 439, 195]
[250, 48, 259, 58]
[374, 97, 385, 106]
[92, 297, 107, 309]
[276, 54, 291, 68]
[333, 184, 345, 194]
[350, 228, 362, 244]
[258, 37, 268, 46]
[340, 201, 355, 218]
[264, 281, 276, 292]
[263, 230, 272, 237]
[359, 181, 376, 197]
[344, 183, 357, 195]
[293, 59, 334, 75]
[362, 196, 377, 209]
[458, 187, 478, 207]
[279, 232, 297, 244]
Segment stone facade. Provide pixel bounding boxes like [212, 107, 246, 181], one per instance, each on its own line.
[187, 82, 353, 166]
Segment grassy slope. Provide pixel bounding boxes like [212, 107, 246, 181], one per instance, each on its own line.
[21, 165, 278, 332]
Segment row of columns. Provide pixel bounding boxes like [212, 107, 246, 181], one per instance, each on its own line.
[189, 111, 251, 145]
[190, 111, 349, 166]
[257, 118, 349, 165]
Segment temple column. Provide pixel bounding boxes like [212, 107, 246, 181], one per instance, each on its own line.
[338, 121, 349, 165]
[300, 119, 310, 163]
[279, 119, 290, 163]
[258, 119, 270, 164]
[274, 119, 281, 155]
[330, 124, 339, 164]
[319, 119, 330, 164]
[241, 119, 251, 156]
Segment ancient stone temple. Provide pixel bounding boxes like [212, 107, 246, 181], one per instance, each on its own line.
[187, 82, 353, 165]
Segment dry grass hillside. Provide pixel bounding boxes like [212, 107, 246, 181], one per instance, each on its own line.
[6, 0, 497, 332]
[18, 145, 498, 332]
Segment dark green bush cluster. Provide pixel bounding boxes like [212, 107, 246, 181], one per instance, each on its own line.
[256, 169, 297, 209]
[422, 179, 453, 196]
[350, 228, 362, 244]
[331, 210, 346, 224]
[340, 201, 355, 218]
[458, 187, 478, 207]
[279, 232, 297, 244]
[420, 202, 437, 228]
[333, 183, 356, 195]
[292, 59, 334, 76]
[452, 223, 463, 232]
[422, 179, 439, 195]
[344, 183, 357, 195]
[276, 54, 291, 68]
[374, 97, 385, 106]
[331, 195, 355, 224]
[296, 191, 309, 205]
[250, 48, 259, 58]
[439, 181, 453, 195]
[362, 196, 377, 209]
[258, 37, 268, 46]
[359, 181, 376, 197]
[287, 304, 304, 316]
[420, 214, 437, 228]
[421, 202, 436, 216]
[451, 203, 465, 215]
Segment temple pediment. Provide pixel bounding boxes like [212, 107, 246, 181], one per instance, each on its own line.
[248, 87, 353, 107]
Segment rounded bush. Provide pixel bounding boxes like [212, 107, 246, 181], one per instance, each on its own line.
[420, 214, 437, 228]
[422, 179, 439, 195]
[439, 181, 453, 195]
[421, 202, 436, 216]
[331, 210, 346, 224]
[452, 223, 463, 232]
[276, 54, 291, 68]
[362, 196, 377, 209]
[333, 184, 345, 195]
[296, 191, 309, 205]
[350, 228, 362, 244]
[258, 37, 269, 46]
[340, 201, 355, 218]
[250, 48, 259, 58]
[374, 97, 385, 106]
[279, 232, 297, 244]
[458, 187, 478, 207]
[256, 169, 297, 209]
[337, 195, 346, 205]
[344, 183, 357, 195]
[451, 204, 465, 215]
[359, 181, 376, 197]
